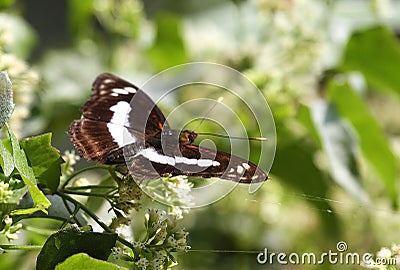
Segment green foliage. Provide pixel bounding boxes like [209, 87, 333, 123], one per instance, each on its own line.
[56, 253, 128, 270]
[327, 80, 398, 207]
[342, 26, 400, 97]
[0, 0, 15, 9]
[308, 100, 368, 203]
[67, 0, 94, 38]
[1, 129, 190, 269]
[20, 133, 63, 193]
[6, 124, 51, 214]
[337, 25, 400, 209]
[37, 225, 117, 270]
[0, 137, 14, 177]
[147, 14, 188, 70]
[272, 121, 341, 236]
[2, 1, 400, 270]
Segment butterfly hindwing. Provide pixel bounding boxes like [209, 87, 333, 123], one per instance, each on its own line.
[179, 144, 267, 183]
[127, 144, 267, 183]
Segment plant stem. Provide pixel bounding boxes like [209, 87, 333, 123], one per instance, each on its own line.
[0, 245, 42, 251]
[65, 185, 117, 190]
[61, 165, 110, 189]
[54, 191, 134, 251]
[62, 189, 117, 198]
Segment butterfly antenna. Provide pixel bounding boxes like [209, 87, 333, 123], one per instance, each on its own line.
[196, 132, 268, 141]
[192, 96, 224, 132]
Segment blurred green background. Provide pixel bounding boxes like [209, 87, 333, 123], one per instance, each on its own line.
[1, 0, 400, 269]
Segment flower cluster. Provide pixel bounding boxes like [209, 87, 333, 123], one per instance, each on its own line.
[0, 215, 22, 241]
[61, 150, 81, 178]
[0, 179, 23, 240]
[0, 14, 40, 136]
[363, 244, 400, 269]
[127, 208, 190, 270]
[116, 176, 143, 214]
[0, 181, 13, 203]
[251, 0, 334, 95]
[183, 0, 334, 97]
[110, 209, 189, 269]
[143, 175, 194, 219]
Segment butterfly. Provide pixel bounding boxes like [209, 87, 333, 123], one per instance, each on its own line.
[68, 73, 268, 184]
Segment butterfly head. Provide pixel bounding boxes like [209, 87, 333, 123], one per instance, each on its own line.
[180, 130, 197, 144]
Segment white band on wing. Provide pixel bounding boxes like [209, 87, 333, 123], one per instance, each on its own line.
[108, 101, 136, 146]
[135, 148, 220, 167]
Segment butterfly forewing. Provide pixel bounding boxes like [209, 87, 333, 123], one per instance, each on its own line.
[81, 73, 138, 122]
[69, 73, 168, 162]
[83, 73, 169, 134]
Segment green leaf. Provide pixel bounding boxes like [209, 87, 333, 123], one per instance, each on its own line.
[8, 124, 36, 185]
[12, 194, 87, 225]
[20, 133, 63, 193]
[296, 103, 321, 147]
[147, 13, 188, 71]
[327, 80, 398, 208]
[309, 100, 369, 203]
[6, 124, 51, 213]
[4, 186, 29, 204]
[0, 71, 14, 128]
[61, 254, 128, 270]
[55, 253, 128, 270]
[342, 26, 400, 97]
[0, 139, 14, 177]
[11, 206, 46, 215]
[37, 225, 118, 270]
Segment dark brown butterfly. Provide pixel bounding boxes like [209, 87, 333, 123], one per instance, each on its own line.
[68, 73, 268, 183]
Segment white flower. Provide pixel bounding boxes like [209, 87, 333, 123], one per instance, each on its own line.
[183, 0, 336, 97]
[151, 251, 166, 270]
[132, 241, 146, 249]
[166, 236, 177, 248]
[144, 176, 193, 219]
[391, 243, 400, 255]
[62, 150, 81, 167]
[0, 216, 23, 241]
[0, 182, 13, 203]
[377, 247, 392, 258]
[370, 0, 394, 18]
[111, 247, 123, 260]
[115, 224, 133, 243]
[135, 257, 149, 269]
[0, 51, 39, 136]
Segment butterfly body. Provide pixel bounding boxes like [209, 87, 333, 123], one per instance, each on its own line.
[68, 73, 268, 184]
